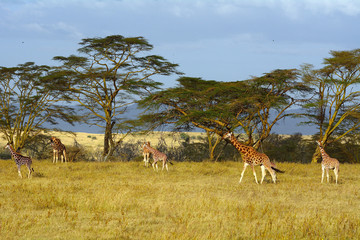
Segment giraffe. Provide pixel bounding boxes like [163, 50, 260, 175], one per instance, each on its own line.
[142, 142, 152, 167]
[316, 140, 340, 184]
[223, 132, 284, 184]
[5, 143, 34, 178]
[50, 137, 67, 163]
[142, 142, 170, 171]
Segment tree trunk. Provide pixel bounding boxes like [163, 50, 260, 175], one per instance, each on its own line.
[206, 131, 222, 161]
[311, 146, 321, 163]
[103, 120, 116, 161]
[103, 121, 112, 158]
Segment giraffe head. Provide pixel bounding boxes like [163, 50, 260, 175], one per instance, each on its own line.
[143, 141, 150, 148]
[316, 140, 323, 147]
[222, 132, 233, 140]
[4, 141, 14, 150]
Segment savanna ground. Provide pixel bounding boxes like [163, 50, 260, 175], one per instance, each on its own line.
[1, 159, 360, 240]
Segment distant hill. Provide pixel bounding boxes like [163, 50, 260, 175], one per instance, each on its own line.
[271, 109, 317, 135]
[46, 105, 317, 135]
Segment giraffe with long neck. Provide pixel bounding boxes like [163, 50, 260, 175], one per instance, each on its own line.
[316, 140, 340, 184]
[142, 142, 169, 171]
[50, 137, 67, 163]
[5, 143, 34, 178]
[223, 132, 283, 184]
[143, 142, 151, 167]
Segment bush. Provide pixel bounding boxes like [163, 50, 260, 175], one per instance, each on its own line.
[262, 133, 315, 163]
[0, 149, 11, 160]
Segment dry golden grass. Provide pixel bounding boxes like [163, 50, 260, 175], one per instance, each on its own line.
[1, 160, 360, 240]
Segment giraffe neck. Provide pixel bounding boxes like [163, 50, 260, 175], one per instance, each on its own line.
[229, 136, 251, 155]
[319, 147, 329, 159]
[145, 145, 158, 154]
[7, 145, 19, 158]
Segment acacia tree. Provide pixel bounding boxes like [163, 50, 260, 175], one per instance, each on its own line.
[246, 69, 310, 148]
[0, 62, 76, 150]
[53, 35, 181, 161]
[301, 49, 360, 163]
[137, 70, 309, 156]
[136, 77, 234, 160]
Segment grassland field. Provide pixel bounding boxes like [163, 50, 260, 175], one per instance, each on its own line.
[1, 132, 360, 239]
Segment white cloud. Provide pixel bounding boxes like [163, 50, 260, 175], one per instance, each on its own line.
[164, 0, 360, 18]
[303, 0, 360, 16]
[21, 22, 83, 39]
[24, 23, 48, 33]
[52, 22, 84, 39]
[158, 33, 263, 52]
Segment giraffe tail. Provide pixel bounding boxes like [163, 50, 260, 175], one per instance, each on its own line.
[271, 166, 284, 173]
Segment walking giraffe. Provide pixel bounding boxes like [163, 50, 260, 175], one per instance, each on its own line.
[142, 142, 170, 171]
[223, 132, 284, 184]
[50, 137, 67, 163]
[316, 140, 340, 184]
[142, 142, 151, 167]
[5, 143, 34, 178]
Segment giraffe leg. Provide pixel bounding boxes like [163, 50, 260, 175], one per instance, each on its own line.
[260, 165, 266, 184]
[162, 159, 168, 171]
[17, 166, 22, 178]
[152, 158, 159, 171]
[251, 165, 259, 184]
[59, 151, 63, 163]
[334, 168, 338, 184]
[321, 166, 325, 183]
[63, 150, 67, 163]
[53, 149, 56, 163]
[326, 168, 330, 183]
[268, 168, 277, 184]
[239, 163, 249, 183]
[27, 165, 32, 178]
[143, 153, 147, 166]
[263, 164, 277, 184]
[56, 150, 59, 163]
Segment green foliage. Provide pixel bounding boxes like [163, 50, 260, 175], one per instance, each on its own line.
[0, 149, 11, 159]
[138, 72, 311, 148]
[300, 49, 360, 163]
[179, 133, 190, 144]
[52, 35, 182, 159]
[0, 63, 77, 149]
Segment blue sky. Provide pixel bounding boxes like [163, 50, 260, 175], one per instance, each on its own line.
[1, 0, 360, 88]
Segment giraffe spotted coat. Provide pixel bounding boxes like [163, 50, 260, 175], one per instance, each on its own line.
[5, 143, 34, 178]
[223, 132, 283, 184]
[142, 142, 151, 167]
[50, 137, 67, 163]
[316, 140, 340, 184]
[142, 143, 169, 171]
